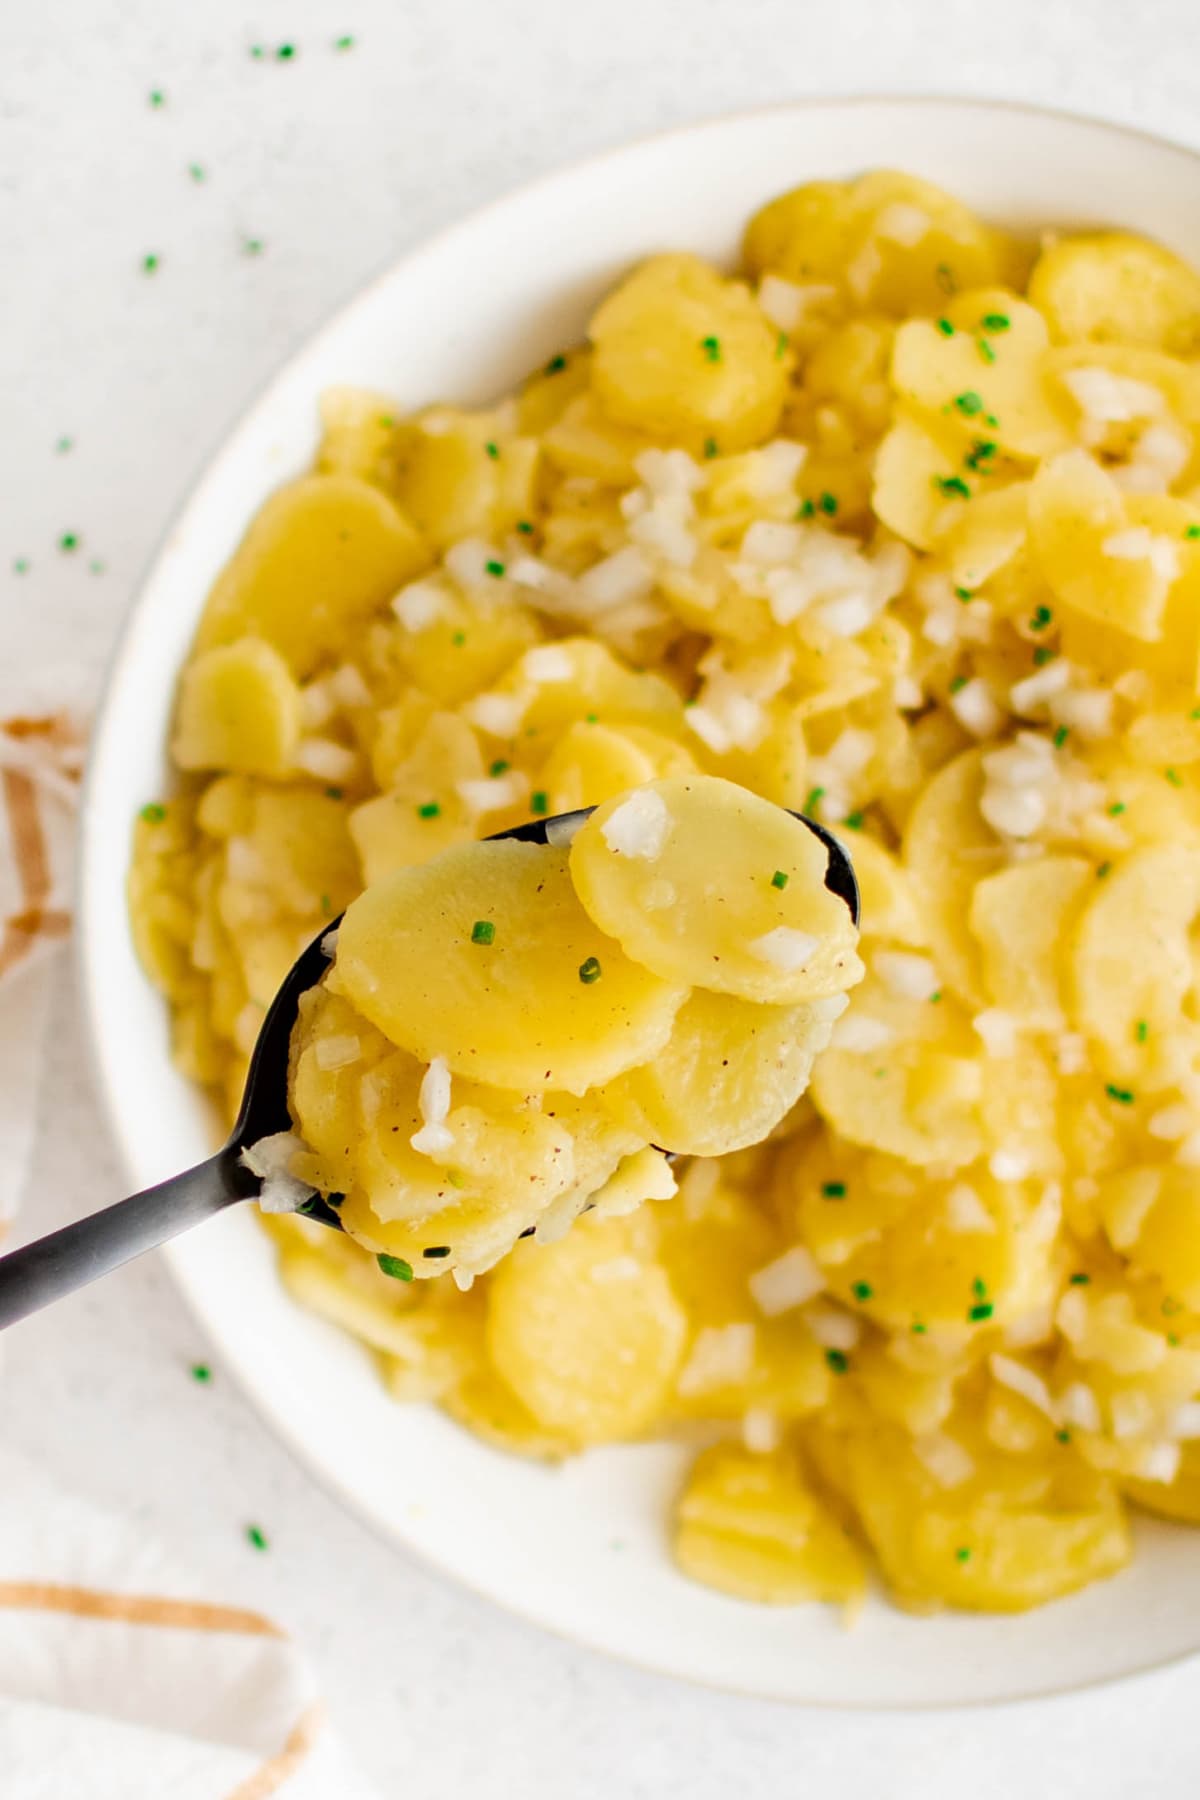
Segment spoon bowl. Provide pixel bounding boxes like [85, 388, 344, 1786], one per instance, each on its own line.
[0, 806, 857, 1327]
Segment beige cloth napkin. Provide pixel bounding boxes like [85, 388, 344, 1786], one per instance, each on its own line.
[0, 714, 378, 1798]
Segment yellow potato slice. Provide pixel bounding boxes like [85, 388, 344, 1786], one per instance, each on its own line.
[847, 833, 927, 946]
[590, 254, 788, 456]
[1099, 1165, 1200, 1308]
[1126, 1442, 1200, 1524]
[392, 407, 538, 548]
[743, 179, 859, 285]
[536, 720, 661, 814]
[902, 747, 994, 1004]
[484, 1214, 688, 1443]
[1028, 231, 1200, 354]
[1071, 842, 1200, 1079]
[809, 1412, 1131, 1612]
[892, 291, 1073, 462]
[603, 987, 842, 1157]
[969, 856, 1093, 1026]
[197, 474, 429, 677]
[1029, 451, 1177, 642]
[329, 837, 686, 1094]
[172, 637, 302, 776]
[316, 386, 401, 488]
[872, 408, 975, 551]
[569, 775, 861, 1004]
[674, 1443, 864, 1606]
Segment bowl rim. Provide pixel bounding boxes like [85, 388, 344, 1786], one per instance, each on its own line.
[76, 91, 1200, 1712]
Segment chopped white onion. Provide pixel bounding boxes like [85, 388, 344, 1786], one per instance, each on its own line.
[748, 927, 820, 971]
[748, 1246, 824, 1317]
[990, 1353, 1057, 1420]
[314, 1033, 361, 1072]
[874, 950, 940, 1002]
[600, 788, 672, 859]
[676, 1323, 757, 1395]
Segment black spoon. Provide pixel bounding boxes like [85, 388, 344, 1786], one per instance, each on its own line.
[0, 807, 857, 1330]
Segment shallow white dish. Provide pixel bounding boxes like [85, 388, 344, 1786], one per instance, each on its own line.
[81, 97, 1200, 1707]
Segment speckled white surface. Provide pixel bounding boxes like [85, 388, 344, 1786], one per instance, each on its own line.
[4, 3, 1200, 1793]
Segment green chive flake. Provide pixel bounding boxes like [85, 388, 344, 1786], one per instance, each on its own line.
[1106, 1083, 1135, 1105]
[804, 785, 825, 814]
[968, 1301, 994, 1323]
[485, 559, 506, 578]
[955, 1545, 972, 1563]
[489, 758, 510, 777]
[770, 869, 789, 890]
[142, 252, 160, 274]
[704, 437, 719, 459]
[149, 89, 166, 107]
[700, 335, 721, 362]
[59, 532, 78, 552]
[1186, 525, 1200, 540]
[190, 1362, 211, 1382]
[851, 1281, 873, 1302]
[530, 790, 549, 815]
[936, 318, 955, 336]
[416, 801, 440, 819]
[821, 1180, 846, 1199]
[246, 1524, 268, 1550]
[1054, 725, 1070, 748]
[1033, 646, 1056, 666]
[1166, 767, 1183, 787]
[819, 492, 838, 516]
[377, 1253, 414, 1281]
[485, 440, 500, 460]
[334, 33, 355, 49]
[470, 920, 495, 946]
[1097, 861, 1112, 879]
[578, 956, 602, 984]
[544, 354, 567, 374]
[933, 475, 971, 499]
[139, 802, 167, 824]
[1069, 1272, 1091, 1286]
[1029, 604, 1053, 632]
[954, 585, 974, 602]
[977, 338, 997, 365]
[954, 390, 984, 416]
[825, 1348, 849, 1374]
[1136, 1019, 1149, 1043]
[516, 520, 534, 534]
[981, 313, 1010, 332]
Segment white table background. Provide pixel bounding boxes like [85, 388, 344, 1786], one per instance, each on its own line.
[4, 2, 1200, 1793]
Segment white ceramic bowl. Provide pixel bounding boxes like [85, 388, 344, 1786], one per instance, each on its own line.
[81, 98, 1200, 1707]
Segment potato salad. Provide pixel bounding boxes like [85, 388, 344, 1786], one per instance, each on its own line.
[131, 168, 1200, 1616]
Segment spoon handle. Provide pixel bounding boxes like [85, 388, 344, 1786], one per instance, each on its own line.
[0, 1152, 247, 1331]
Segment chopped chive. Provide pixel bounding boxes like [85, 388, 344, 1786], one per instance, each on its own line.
[530, 790, 548, 815]
[935, 262, 957, 294]
[243, 237, 265, 256]
[585, 712, 598, 722]
[149, 89, 165, 107]
[423, 1245, 452, 1259]
[1136, 1019, 1149, 1043]
[977, 338, 996, 365]
[320, 893, 332, 916]
[377, 1254, 414, 1281]
[821, 1180, 846, 1198]
[973, 1277, 988, 1298]
[578, 956, 602, 984]
[911, 1320, 927, 1334]
[1096, 861, 1112, 879]
[59, 532, 78, 551]
[981, 313, 1010, 332]
[949, 675, 967, 693]
[933, 475, 970, 499]
[142, 252, 160, 274]
[325, 785, 343, 800]
[770, 869, 789, 890]
[485, 559, 505, 578]
[825, 1348, 849, 1374]
[1069, 1272, 1091, 1286]
[489, 758, 510, 776]
[1191, 708, 1200, 720]
[929, 990, 943, 1003]
[276, 42, 296, 59]
[1107, 801, 1126, 815]
[936, 318, 955, 336]
[955, 1545, 972, 1563]
[1106, 1083, 1135, 1104]
[843, 811, 864, 830]
[1056, 1428, 1072, 1444]
[1033, 646, 1056, 667]
[796, 497, 816, 520]
[484, 440, 500, 460]
[819, 491, 838, 516]
[964, 440, 997, 471]
[775, 330, 788, 360]
[700, 334, 721, 362]
[703, 437, 719, 459]
[954, 585, 974, 602]
[246, 1525, 268, 1550]
[1053, 725, 1070, 748]
[139, 802, 167, 823]
[1186, 525, 1200, 540]
[1166, 767, 1183, 787]
[851, 1280, 873, 1302]
[544, 353, 567, 374]
[954, 390, 984, 416]
[803, 784, 825, 814]
[55, 435, 73, 454]
[470, 920, 495, 946]
[451, 631, 466, 646]
[416, 801, 440, 819]
[968, 1301, 994, 1322]
[250, 43, 265, 58]
[1029, 604, 1053, 632]
[334, 33, 355, 49]
[13, 557, 29, 573]
[190, 1362, 211, 1382]
[516, 519, 534, 534]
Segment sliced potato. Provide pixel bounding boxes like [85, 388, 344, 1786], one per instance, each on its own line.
[969, 856, 1093, 1025]
[570, 775, 861, 1003]
[197, 474, 429, 677]
[172, 637, 302, 776]
[1029, 231, 1200, 354]
[330, 837, 686, 1094]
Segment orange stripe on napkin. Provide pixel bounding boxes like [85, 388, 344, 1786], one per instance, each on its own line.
[0, 1580, 284, 1637]
[3, 768, 51, 912]
[226, 1702, 325, 1800]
